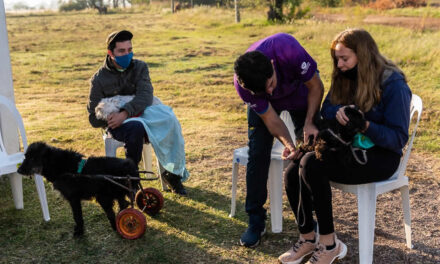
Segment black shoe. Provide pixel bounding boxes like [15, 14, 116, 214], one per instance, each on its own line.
[239, 213, 266, 248]
[162, 171, 187, 196]
[240, 226, 266, 248]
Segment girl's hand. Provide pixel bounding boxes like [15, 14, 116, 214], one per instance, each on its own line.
[336, 105, 355, 126]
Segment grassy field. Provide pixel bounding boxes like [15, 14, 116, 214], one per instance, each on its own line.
[0, 4, 439, 263]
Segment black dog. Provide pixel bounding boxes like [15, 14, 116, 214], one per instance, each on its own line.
[314, 106, 368, 164]
[17, 142, 140, 237]
[292, 107, 367, 165]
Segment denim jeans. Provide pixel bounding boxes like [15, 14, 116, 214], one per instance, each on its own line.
[107, 121, 146, 165]
[245, 107, 306, 219]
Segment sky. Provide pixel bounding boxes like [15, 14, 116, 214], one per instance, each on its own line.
[2, 0, 58, 10]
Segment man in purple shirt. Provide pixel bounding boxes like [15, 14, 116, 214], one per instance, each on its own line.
[234, 33, 324, 247]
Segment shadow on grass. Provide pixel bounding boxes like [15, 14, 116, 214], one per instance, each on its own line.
[0, 179, 247, 263]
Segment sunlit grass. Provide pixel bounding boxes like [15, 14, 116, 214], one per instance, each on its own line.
[1, 5, 439, 263]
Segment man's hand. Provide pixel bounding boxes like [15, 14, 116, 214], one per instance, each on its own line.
[281, 144, 301, 160]
[107, 111, 128, 129]
[303, 122, 319, 145]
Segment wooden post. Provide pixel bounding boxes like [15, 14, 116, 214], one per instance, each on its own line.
[0, 0, 19, 153]
[171, 0, 174, 13]
[235, 0, 240, 23]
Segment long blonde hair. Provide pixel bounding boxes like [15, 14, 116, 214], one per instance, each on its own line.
[330, 28, 405, 112]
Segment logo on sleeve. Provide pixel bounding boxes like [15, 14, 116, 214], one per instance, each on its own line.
[245, 102, 257, 109]
[301, 61, 311, 75]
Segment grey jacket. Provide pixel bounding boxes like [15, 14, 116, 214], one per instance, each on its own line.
[87, 56, 154, 128]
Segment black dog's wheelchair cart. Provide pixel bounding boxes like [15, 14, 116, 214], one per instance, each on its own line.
[97, 171, 164, 240]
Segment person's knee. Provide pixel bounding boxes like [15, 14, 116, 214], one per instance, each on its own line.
[284, 161, 300, 191]
[299, 152, 321, 185]
[124, 122, 145, 143]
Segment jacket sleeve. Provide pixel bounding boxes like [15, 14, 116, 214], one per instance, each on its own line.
[321, 91, 343, 120]
[87, 74, 107, 128]
[364, 79, 411, 151]
[121, 62, 153, 116]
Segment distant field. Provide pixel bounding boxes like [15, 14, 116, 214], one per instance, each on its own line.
[0, 5, 439, 263]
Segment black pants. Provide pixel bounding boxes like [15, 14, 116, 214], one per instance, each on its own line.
[108, 121, 146, 165]
[245, 107, 306, 218]
[284, 146, 401, 235]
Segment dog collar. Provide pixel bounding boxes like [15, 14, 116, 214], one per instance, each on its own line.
[77, 159, 87, 174]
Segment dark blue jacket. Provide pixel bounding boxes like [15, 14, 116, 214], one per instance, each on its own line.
[321, 70, 412, 155]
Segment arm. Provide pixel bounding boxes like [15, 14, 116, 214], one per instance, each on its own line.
[87, 75, 107, 128]
[363, 80, 411, 151]
[121, 61, 154, 117]
[303, 72, 324, 144]
[259, 103, 298, 160]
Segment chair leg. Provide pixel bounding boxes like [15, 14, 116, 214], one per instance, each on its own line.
[9, 173, 23, 209]
[400, 185, 412, 249]
[268, 159, 283, 233]
[142, 143, 153, 172]
[34, 174, 50, 221]
[157, 161, 169, 191]
[229, 162, 239, 218]
[357, 184, 377, 264]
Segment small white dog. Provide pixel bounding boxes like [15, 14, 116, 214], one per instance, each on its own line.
[95, 95, 162, 120]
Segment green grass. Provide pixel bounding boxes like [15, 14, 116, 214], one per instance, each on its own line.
[316, 5, 440, 18]
[1, 6, 439, 263]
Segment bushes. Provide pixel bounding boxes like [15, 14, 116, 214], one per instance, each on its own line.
[368, 0, 426, 9]
[59, 0, 89, 12]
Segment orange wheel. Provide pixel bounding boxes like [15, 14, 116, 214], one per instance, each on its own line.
[135, 187, 164, 216]
[116, 208, 146, 240]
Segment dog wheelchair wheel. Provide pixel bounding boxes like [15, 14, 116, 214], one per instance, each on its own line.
[116, 208, 146, 240]
[135, 187, 164, 216]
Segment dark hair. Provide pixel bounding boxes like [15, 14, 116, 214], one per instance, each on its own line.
[234, 51, 273, 93]
[107, 31, 133, 52]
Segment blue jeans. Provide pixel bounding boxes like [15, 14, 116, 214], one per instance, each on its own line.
[107, 121, 146, 165]
[245, 107, 306, 218]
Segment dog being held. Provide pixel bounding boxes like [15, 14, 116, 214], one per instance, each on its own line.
[314, 106, 368, 164]
[292, 106, 368, 165]
[95, 95, 162, 121]
[17, 142, 140, 237]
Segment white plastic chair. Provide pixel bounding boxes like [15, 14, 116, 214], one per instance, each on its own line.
[330, 94, 422, 264]
[0, 95, 50, 221]
[103, 131, 169, 191]
[230, 111, 296, 233]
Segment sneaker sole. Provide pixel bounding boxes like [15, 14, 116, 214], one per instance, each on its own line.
[278, 251, 314, 264]
[239, 228, 266, 248]
[329, 241, 348, 263]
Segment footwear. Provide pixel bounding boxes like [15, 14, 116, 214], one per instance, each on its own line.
[239, 226, 266, 248]
[240, 213, 266, 248]
[278, 234, 319, 264]
[305, 236, 347, 264]
[161, 171, 187, 195]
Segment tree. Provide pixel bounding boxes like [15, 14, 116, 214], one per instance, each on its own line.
[267, 0, 283, 21]
[235, 0, 240, 23]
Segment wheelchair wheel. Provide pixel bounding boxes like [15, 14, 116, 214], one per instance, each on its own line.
[116, 208, 146, 240]
[135, 187, 164, 216]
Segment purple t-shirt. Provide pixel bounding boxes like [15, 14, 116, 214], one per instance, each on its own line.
[234, 33, 317, 114]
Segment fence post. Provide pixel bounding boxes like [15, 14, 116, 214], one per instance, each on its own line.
[235, 0, 240, 23]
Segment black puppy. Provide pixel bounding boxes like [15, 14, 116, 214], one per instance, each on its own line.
[17, 142, 140, 237]
[314, 106, 368, 164]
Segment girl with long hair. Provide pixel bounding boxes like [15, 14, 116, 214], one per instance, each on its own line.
[278, 28, 412, 264]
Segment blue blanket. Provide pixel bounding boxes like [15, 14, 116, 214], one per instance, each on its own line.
[123, 104, 189, 182]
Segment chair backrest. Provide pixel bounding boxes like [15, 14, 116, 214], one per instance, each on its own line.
[393, 94, 423, 180]
[0, 95, 28, 155]
[273, 111, 296, 151]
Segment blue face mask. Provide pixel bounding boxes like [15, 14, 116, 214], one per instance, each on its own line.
[114, 52, 133, 69]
